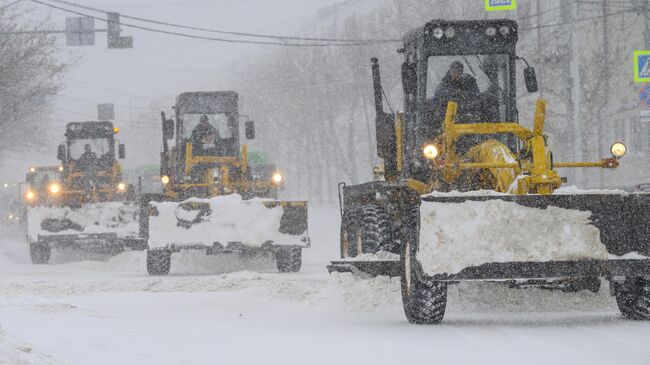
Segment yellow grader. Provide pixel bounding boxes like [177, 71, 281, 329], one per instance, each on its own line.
[25, 122, 142, 264]
[329, 19, 650, 324]
[140, 91, 308, 275]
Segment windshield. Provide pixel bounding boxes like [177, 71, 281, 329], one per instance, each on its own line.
[69, 138, 111, 159]
[426, 54, 510, 124]
[182, 113, 233, 139]
[30, 170, 60, 186]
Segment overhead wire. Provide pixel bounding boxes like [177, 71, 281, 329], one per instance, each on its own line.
[40, 0, 400, 44]
[30, 0, 398, 47]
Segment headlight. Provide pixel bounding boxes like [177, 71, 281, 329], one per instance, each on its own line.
[610, 142, 627, 158]
[272, 173, 283, 184]
[485, 27, 497, 37]
[30, 167, 36, 173]
[58, 166, 64, 172]
[117, 182, 126, 191]
[444, 27, 455, 38]
[499, 26, 511, 36]
[423, 144, 439, 160]
[433, 27, 444, 39]
[2, 183, 7, 188]
[25, 191, 35, 201]
[48, 183, 61, 194]
[161, 175, 170, 185]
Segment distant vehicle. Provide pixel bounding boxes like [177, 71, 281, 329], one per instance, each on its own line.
[24, 121, 145, 264]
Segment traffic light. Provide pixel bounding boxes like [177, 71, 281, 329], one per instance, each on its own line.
[107, 12, 133, 49]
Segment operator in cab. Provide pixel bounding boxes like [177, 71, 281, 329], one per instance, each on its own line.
[191, 115, 219, 155]
[77, 144, 98, 170]
[431, 61, 480, 122]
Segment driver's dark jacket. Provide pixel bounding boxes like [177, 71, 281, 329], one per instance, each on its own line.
[431, 73, 480, 123]
[190, 122, 218, 146]
[76, 151, 98, 171]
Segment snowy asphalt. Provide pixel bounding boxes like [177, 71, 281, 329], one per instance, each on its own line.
[1, 207, 649, 365]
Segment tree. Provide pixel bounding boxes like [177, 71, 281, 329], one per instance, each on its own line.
[0, 7, 68, 150]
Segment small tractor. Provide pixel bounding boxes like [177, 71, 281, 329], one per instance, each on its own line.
[141, 91, 309, 275]
[248, 150, 284, 199]
[25, 121, 144, 264]
[328, 19, 650, 323]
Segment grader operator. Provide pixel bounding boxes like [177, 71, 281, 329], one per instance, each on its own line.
[141, 91, 308, 275]
[329, 19, 650, 324]
[25, 121, 143, 264]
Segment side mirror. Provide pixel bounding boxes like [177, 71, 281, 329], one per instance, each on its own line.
[57, 144, 66, 161]
[163, 119, 174, 140]
[118, 144, 126, 159]
[401, 62, 417, 96]
[524, 67, 539, 93]
[245, 120, 255, 140]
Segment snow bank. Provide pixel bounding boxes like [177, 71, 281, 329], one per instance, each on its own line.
[418, 200, 607, 275]
[342, 251, 399, 262]
[148, 194, 307, 249]
[26, 202, 139, 241]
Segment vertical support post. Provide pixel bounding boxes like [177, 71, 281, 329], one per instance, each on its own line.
[184, 142, 193, 176]
[533, 100, 546, 137]
[395, 112, 404, 172]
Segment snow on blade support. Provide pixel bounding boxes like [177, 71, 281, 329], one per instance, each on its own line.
[144, 194, 309, 250]
[26, 202, 145, 257]
[415, 192, 650, 280]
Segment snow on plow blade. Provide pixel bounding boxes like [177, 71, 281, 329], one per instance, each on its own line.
[26, 202, 143, 249]
[142, 194, 309, 250]
[414, 192, 650, 281]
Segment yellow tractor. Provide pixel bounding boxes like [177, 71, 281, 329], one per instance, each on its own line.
[141, 91, 309, 275]
[329, 19, 650, 324]
[25, 122, 143, 264]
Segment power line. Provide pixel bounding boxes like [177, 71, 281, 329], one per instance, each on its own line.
[30, 0, 397, 47]
[521, 7, 635, 32]
[0, 0, 24, 12]
[41, 0, 400, 44]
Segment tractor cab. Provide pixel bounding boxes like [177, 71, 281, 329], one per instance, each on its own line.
[396, 19, 537, 180]
[160, 91, 256, 198]
[56, 121, 128, 202]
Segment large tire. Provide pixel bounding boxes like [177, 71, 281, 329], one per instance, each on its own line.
[147, 249, 171, 276]
[612, 277, 650, 320]
[400, 225, 447, 324]
[276, 247, 302, 273]
[341, 205, 393, 258]
[29, 242, 51, 264]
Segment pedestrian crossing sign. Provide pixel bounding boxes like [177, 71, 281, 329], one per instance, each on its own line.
[635, 50, 650, 83]
[485, 0, 517, 12]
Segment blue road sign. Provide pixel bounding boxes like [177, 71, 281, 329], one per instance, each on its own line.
[634, 50, 650, 83]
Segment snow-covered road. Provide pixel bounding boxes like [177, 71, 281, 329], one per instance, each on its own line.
[1, 208, 649, 365]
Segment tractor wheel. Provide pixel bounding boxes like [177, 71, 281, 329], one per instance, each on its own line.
[29, 242, 51, 264]
[147, 249, 171, 276]
[276, 247, 302, 273]
[346, 205, 392, 258]
[612, 277, 650, 320]
[400, 231, 447, 324]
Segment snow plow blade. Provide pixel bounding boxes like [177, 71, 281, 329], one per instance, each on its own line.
[26, 202, 145, 256]
[411, 192, 650, 281]
[141, 194, 309, 251]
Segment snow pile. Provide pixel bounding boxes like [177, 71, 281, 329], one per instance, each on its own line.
[26, 202, 139, 241]
[418, 200, 607, 275]
[344, 250, 399, 261]
[0, 327, 53, 364]
[554, 186, 629, 195]
[148, 194, 307, 249]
